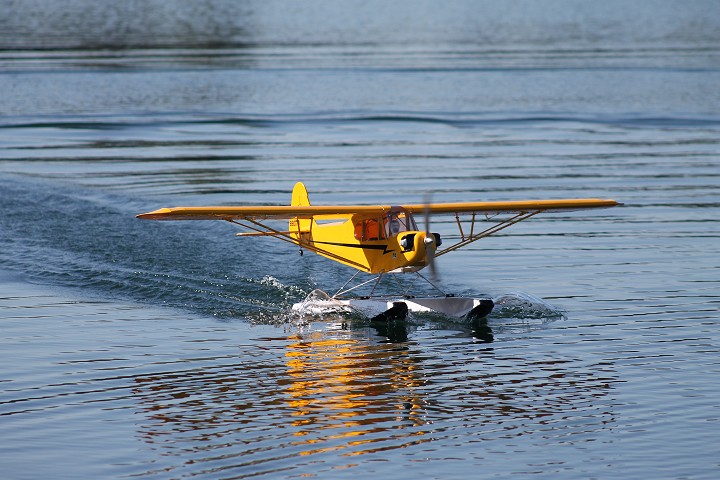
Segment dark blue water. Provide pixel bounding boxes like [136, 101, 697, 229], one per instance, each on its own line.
[1, 1, 719, 478]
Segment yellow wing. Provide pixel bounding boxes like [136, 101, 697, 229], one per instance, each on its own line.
[137, 183, 621, 272]
[136, 205, 390, 221]
[137, 199, 619, 221]
[408, 198, 621, 215]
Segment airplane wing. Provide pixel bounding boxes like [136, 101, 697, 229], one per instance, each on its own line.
[404, 198, 621, 215]
[402, 198, 622, 258]
[136, 205, 389, 221]
[137, 182, 621, 272]
[137, 199, 620, 221]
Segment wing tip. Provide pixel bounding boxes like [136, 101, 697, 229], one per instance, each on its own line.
[136, 208, 173, 220]
[596, 199, 623, 208]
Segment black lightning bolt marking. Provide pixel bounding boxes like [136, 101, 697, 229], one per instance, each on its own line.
[310, 241, 395, 255]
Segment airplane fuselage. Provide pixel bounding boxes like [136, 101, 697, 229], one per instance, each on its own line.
[290, 209, 436, 274]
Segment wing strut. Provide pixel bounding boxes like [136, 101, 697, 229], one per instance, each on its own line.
[436, 210, 542, 257]
[228, 219, 372, 272]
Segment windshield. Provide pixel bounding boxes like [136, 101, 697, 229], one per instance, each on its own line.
[385, 208, 417, 237]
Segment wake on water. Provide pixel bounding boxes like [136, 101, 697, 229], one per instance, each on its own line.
[0, 176, 566, 334]
[267, 282, 565, 338]
[256, 285, 565, 344]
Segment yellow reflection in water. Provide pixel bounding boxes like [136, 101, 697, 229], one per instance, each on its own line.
[283, 327, 428, 456]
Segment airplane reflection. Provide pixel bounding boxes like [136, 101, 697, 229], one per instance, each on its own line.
[283, 328, 429, 456]
[128, 317, 616, 473]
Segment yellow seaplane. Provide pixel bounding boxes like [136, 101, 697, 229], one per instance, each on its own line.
[138, 182, 620, 321]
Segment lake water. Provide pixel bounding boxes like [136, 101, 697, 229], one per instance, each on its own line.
[1, 1, 719, 478]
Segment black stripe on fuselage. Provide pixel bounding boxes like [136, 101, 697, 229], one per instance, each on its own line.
[310, 240, 394, 255]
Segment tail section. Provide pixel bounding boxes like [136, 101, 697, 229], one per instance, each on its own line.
[289, 182, 312, 234]
[291, 182, 311, 207]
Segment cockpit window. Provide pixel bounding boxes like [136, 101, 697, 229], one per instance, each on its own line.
[354, 209, 417, 241]
[354, 218, 384, 241]
[385, 209, 417, 237]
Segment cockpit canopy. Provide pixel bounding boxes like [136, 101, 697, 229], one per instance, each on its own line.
[354, 207, 418, 241]
[386, 207, 418, 237]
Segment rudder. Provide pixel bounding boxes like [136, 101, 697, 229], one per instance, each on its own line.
[291, 182, 311, 207]
[289, 182, 312, 234]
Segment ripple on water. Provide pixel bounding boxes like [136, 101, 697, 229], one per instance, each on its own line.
[1, 4, 720, 475]
[1, 275, 624, 478]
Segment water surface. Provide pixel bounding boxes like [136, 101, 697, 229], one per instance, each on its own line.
[1, 1, 719, 478]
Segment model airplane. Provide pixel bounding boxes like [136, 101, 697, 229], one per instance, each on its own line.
[138, 182, 620, 321]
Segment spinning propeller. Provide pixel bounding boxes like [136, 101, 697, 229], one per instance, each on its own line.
[423, 194, 439, 282]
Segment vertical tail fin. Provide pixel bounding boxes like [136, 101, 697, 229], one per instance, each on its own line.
[291, 182, 311, 207]
[289, 182, 312, 234]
